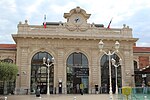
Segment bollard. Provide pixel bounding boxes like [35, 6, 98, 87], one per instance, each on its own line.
[122, 86, 132, 100]
[144, 96, 147, 100]
[73, 96, 76, 100]
[4, 97, 7, 100]
[109, 95, 113, 100]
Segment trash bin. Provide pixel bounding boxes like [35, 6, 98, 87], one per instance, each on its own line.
[58, 82, 62, 94]
[95, 84, 98, 94]
[54, 87, 56, 94]
[36, 88, 40, 97]
[24, 89, 29, 95]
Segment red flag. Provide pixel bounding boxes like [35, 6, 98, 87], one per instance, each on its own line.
[107, 18, 113, 29]
[44, 22, 46, 28]
[44, 15, 46, 28]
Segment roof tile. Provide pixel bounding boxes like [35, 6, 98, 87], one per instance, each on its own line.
[0, 44, 16, 49]
[133, 47, 150, 53]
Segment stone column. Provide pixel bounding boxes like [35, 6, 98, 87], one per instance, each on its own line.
[90, 49, 99, 94]
[56, 49, 65, 94]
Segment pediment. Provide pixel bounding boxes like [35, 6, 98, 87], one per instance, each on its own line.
[64, 6, 91, 21]
[64, 7, 91, 31]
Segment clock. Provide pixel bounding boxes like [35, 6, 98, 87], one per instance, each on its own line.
[71, 15, 84, 25]
[74, 17, 80, 23]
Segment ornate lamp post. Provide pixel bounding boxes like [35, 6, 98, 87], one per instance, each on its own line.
[111, 58, 122, 94]
[43, 57, 54, 95]
[99, 40, 120, 100]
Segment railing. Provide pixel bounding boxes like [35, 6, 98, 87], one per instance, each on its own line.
[16, 24, 133, 39]
[117, 87, 150, 100]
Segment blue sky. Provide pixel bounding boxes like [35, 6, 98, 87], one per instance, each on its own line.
[0, 0, 150, 47]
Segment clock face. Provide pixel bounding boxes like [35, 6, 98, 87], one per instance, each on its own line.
[74, 17, 80, 23]
[71, 15, 83, 25]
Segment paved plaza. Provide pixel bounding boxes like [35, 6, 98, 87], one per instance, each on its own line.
[0, 94, 118, 100]
[0, 94, 150, 100]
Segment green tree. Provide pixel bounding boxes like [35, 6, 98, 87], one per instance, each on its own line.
[0, 62, 18, 94]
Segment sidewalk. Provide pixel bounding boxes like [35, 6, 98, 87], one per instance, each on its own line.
[0, 94, 118, 100]
[1, 94, 150, 100]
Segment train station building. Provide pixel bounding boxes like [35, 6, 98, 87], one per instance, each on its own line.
[0, 7, 150, 95]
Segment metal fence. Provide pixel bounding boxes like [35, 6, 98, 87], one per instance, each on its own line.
[117, 87, 150, 100]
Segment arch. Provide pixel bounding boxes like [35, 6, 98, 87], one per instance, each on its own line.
[28, 48, 56, 64]
[134, 60, 138, 71]
[30, 51, 54, 94]
[3, 58, 13, 63]
[64, 49, 90, 63]
[66, 52, 89, 94]
[134, 60, 142, 87]
[100, 53, 122, 94]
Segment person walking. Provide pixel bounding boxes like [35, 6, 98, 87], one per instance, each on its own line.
[80, 83, 84, 95]
[142, 81, 147, 94]
[36, 86, 41, 97]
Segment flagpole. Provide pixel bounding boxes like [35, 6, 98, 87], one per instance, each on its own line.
[107, 17, 113, 29]
[44, 14, 46, 28]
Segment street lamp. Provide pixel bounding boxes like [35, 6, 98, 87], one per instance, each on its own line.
[111, 58, 122, 94]
[43, 57, 54, 95]
[99, 40, 120, 100]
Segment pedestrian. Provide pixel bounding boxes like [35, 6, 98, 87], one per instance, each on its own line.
[80, 83, 84, 95]
[36, 86, 40, 97]
[142, 81, 147, 94]
[103, 84, 107, 93]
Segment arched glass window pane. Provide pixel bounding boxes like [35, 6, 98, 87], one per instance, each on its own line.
[66, 52, 89, 94]
[101, 55, 107, 66]
[82, 55, 88, 67]
[74, 53, 82, 66]
[38, 52, 48, 60]
[33, 54, 38, 60]
[31, 52, 54, 94]
[67, 54, 73, 65]
[100, 54, 122, 94]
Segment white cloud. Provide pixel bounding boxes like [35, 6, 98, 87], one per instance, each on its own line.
[25, 0, 45, 19]
[0, 0, 150, 47]
[137, 42, 150, 47]
[0, 0, 17, 13]
[71, 0, 150, 25]
[50, 2, 77, 14]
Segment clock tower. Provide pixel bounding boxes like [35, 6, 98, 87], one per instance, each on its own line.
[64, 6, 91, 31]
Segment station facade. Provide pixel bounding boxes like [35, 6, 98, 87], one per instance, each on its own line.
[1, 7, 150, 95]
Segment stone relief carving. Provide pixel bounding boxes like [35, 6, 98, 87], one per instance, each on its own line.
[65, 22, 89, 31]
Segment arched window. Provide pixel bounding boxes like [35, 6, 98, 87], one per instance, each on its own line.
[134, 60, 138, 71]
[66, 52, 89, 94]
[100, 54, 122, 94]
[3, 58, 13, 63]
[134, 60, 142, 87]
[30, 52, 54, 94]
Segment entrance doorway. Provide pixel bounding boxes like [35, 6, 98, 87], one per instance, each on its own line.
[30, 52, 54, 94]
[66, 52, 89, 94]
[73, 77, 81, 94]
[100, 54, 122, 94]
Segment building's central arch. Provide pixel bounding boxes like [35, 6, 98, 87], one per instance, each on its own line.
[30, 52, 54, 94]
[66, 52, 89, 94]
